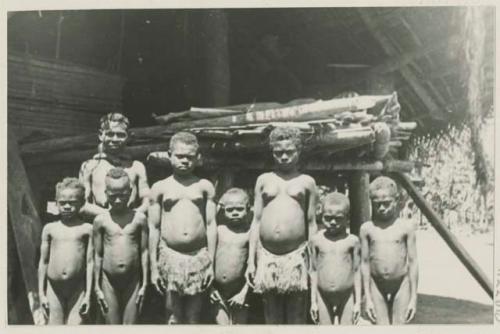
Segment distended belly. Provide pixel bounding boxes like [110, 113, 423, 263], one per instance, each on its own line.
[161, 201, 207, 252]
[260, 196, 306, 254]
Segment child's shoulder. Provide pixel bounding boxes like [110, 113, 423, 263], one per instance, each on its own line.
[151, 177, 171, 189]
[347, 233, 360, 244]
[299, 173, 316, 185]
[311, 230, 325, 244]
[198, 177, 215, 189]
[398, 218, 418, 232]
[133, 209, 147, 222]
[42, 221, 60, 232]
[359, 221, 375, 233]
[131, 160, 147, 170]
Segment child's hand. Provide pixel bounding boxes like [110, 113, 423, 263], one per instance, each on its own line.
[352, 302, 361, 324]
[95, 288, 109, 314]
[228, 291, 248, 308]
[79, 294, 90, 315]
[405, 298, 417, 323]
[203, 267, 214, 289]
[209, 288, 222, 304]
[245, 263, 256, 288]
[151, 268, 166, 295]
[365, 298, 377, 324]
[136, 285, 146, 311]
[310, 302, 319, 324]
[40, 294, 49, 319]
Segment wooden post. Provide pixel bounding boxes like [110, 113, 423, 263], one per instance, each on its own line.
[200, 9, 230, 107]
[348, 171, 371, 235]
[7, 130, 45, 324]
[391, 172, 493, 299]
[215, 169, 235, 200]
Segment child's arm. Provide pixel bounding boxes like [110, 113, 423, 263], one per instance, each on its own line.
[360, 224, 376, 323]
[137, 215, 149, 310]
[93, 216, 108, 314]
[204, 180, 217, 287]
[80, 228, 94, 315]
[306, 176, 318, 247]
[352, 237, 362, 324]
[135, 162, 150, 214]
[148, 183, 165, 294]
[245, 175, 264, 287]
[78, 160, 107, 218]
[38, 226, 51, 316]
[309, 238, 319, 324]
[405, 221, 419, 323]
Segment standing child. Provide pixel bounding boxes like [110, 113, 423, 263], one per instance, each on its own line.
[38, 178, 93, 324]
[149, 132, 217, 324]
[93, 168, 149, 324]
[210, 188, 252, 325]
[310, 192, 361, 325]
[360, 176, 418, 324]
[245, 126, 318, 324]
[79, 113, 149, 214]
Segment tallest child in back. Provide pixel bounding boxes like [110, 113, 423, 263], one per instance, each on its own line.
[245, 126, 318, 324]
[149, 132, 217, 324]
[79, 113, 149, 214]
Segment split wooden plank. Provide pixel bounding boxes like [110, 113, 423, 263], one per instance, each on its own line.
[7, 129, 45, 325]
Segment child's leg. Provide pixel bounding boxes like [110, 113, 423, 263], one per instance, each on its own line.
[369, 278, 390, 325]
[46, 280, 65, 324]
[122, 279, 141, 324]
[165, 292, 175, 324]
[168, 292, 184, 324]
[391, 276, 411, 324]
[231, 305, 249, 325]
[66, 284, 86, 325]
[262, 293, 285, 324]
[317, 291, 334, 325]
[285, 292, 307, 324]
[101, 273, 121, 324]
[184, 293, 204, 324]
[339, 291, 355, 325]
[212, 300, 230, 325]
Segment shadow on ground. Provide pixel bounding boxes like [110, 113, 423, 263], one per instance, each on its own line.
[413, 294, 493, 324]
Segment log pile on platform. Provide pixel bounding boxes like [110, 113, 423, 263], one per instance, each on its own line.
[21, 91, 417, 174]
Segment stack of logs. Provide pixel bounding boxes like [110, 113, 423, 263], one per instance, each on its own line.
[20, 91, 417, 174]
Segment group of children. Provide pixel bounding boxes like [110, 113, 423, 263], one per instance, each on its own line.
[38, 112, 418, 326]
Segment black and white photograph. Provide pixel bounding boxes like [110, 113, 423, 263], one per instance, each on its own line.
[4, 2, 497, 327]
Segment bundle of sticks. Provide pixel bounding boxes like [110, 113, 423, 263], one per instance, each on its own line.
[21, 92, 417, 171]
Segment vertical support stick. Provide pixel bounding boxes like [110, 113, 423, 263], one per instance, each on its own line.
[348, 171, 371, 235]
[55, 13, 64, 59]
[391, 172, 493, 299]
[215, 169, 235, 200]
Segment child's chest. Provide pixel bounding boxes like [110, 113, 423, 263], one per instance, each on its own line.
[317, 239, 352, 259]
[262, 176, 308, 202]
[51, 225, 89, 243]
[370, 225, 406, 244]
[103, 216, 141, 238]
[162, 183, 206, 209]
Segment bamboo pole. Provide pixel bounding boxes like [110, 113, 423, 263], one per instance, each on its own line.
[391, 172, 493, 299]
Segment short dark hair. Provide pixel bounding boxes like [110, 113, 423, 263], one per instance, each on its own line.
[105, 167, 130, 187]
[321, 192, 350, 214]
[369, 176, 398, 198]
[169, 131, 199, 151]
[55, 177, 85, 201]
[269, 126, 302, 150]
[99, 112, 129, 131]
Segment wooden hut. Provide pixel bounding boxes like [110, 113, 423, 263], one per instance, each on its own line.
[7, 7, 494, 324]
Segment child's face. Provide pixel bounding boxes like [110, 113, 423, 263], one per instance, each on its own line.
[105, 178, 131, 211]
[100, 122, 128, 153]
[371, 189, 398, 222]
[57, 188, 84, 219]
[322, 204, 348, 234]
[170, 142, 199, 175]
[222, 196, 249, 227]
[272, 140, 300, 171]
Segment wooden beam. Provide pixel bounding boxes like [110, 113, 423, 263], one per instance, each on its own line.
[7, 130, 45, 324]
[357, 9, 449, 120]
[392, 172, 493, 299]
[333, 36, 459, 94]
